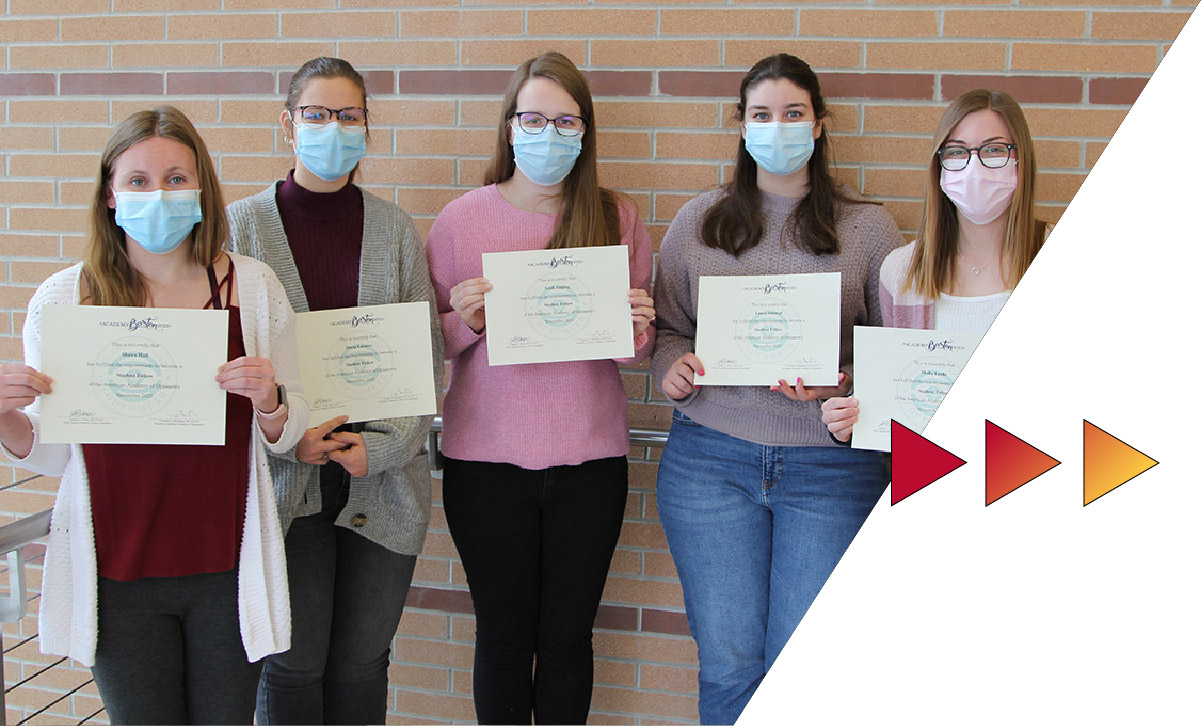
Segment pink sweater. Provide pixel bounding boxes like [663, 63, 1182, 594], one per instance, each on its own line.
[426, 185, 655, 469]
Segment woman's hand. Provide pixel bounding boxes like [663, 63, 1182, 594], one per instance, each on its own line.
[449, 277, 492, 333]
[629, 288, 655, 337]
[217, 357, 278, 412]
[661, 352, 704, 400]
[327, 431, 368, 477]
[0, 364, 52, 414]
[820, 396, 859, 443]
[296, 415, 351, 466]
[771, 372, 851, 403]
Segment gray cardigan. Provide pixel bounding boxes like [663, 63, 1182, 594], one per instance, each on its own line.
[227, 183, 444, 556]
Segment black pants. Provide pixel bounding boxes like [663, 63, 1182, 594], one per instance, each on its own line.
[91, 568, 261, 725]
[443, 456, 628, 725]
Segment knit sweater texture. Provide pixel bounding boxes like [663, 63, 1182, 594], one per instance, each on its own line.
[227, 183, 444, 556]
[5, 254, 307, 666]
[651, 188, 903, 446]
[426, 184, 654, 470]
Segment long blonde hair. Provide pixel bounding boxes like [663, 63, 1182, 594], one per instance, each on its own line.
[904, 89, 1045, 297]
[483, 52, 621, 249]
[82, 106, 227, 306]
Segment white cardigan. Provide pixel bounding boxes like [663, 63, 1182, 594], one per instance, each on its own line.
[5, 253, 308, 667]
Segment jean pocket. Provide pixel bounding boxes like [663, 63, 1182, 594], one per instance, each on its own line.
[671, 408, 701, 427]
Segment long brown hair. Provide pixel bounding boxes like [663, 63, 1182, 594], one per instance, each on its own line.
[284, 56, 369, 183]
[904, 89, 1045, 297]
[701, 53, 859, 257]
[483, 51, 621, 249]
[81, 106, 227, 307]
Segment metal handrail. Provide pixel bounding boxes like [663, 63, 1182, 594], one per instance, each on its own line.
[0, 417, 669, 723]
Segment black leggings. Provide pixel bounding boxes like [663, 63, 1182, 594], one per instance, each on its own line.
[443, 456, 628, 725]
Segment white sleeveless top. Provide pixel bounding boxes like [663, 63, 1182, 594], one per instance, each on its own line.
[934, 290, 1011, 333]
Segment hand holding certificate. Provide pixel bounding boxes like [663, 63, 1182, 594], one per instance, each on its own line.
[39, 305, 229, 445]
[481, 246, 635, 366]
[850, 326, 984, 451]
[694, 272, 841, 387]
[295, 302, 437, 424]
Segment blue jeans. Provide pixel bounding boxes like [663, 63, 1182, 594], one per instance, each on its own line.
[657, 410, 889, 725]
[256, 464, 418, 725]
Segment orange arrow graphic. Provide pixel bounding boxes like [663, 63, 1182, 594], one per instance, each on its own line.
[1083, 420, 1158, 506]
[985, 420, 1060, 505]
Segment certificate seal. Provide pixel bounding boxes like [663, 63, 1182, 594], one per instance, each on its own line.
[734, 299, 802, 363]
[91, 336, 178, 417]
[524, 273, 592, 340]
[897, 356, 954, 424]
[328, 338, 396, 400]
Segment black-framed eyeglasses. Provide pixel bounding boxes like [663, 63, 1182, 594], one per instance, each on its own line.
[290, 105, 368, 125]
[511, 111, 587, 138]
[937, 142, 1016, 172]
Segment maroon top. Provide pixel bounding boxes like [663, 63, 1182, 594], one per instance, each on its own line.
[85, 264, 252, 581]
[276, 170, 364, 311]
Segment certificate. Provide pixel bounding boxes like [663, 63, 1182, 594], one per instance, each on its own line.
[39, 305, 229, 445]
[481, 246, 635, 366]
[694, 272, 841, 386]
[851, 326, 984, 451]
[295, 302, 437, 424]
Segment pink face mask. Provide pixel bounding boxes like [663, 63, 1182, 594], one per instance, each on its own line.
[939, 161, 1018, 225]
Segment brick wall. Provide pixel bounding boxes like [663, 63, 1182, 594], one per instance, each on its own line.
[1, 1, 1193, 723]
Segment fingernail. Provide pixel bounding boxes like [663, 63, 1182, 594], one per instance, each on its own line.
[796, 378, 802, 386]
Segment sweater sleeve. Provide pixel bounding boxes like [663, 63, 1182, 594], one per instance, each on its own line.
[256, 263, 309, 454]
[649, 203, 700, 405]
[1, 275, 73, 474]
[426, 208, 484, 361]
[360, 209, 444, 476]
[614, 202, 656, 365]
[866, 208, 905, 328]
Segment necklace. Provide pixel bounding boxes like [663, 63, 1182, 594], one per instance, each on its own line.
[961, 256, 994, 277]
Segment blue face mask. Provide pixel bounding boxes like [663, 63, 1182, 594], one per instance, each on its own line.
[114, 189, 202, 255]
[512, 127, 582, 186]
[744, 121, 816, 176]
[294, 121, 367, 182]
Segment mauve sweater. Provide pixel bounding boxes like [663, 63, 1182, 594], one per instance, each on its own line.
[651, 188, 903, 447]
[426, 184, 654, 470]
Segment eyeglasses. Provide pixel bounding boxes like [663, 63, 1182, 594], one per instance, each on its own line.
[290, 105, 368, 125]
[511, 111, 587, 138]
[937, 143, 1016, 172]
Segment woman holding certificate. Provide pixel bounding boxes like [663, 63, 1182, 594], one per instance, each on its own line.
[651, 53, 901, 724]
[226, 57, 443, 726]
[426, 52, 655, 724]
[0, 106, 306, 723]
[821, 89, 1048, 442]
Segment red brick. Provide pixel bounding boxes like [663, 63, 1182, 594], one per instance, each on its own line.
[940, 75, 1083, 105]
[0, 74, 55, 96]
[405, 586, 473, 614]
[60, 73, 163, 96]
[396, 70, 511, 96]
[1090, 77, 1148, 106]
